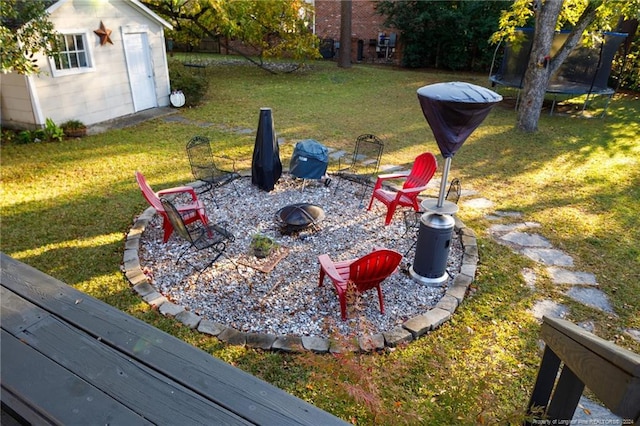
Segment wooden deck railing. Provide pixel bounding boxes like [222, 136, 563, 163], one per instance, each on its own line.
[526, 316, 640, 425]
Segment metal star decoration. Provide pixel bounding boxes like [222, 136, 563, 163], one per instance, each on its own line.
[94, 21, 113, 46]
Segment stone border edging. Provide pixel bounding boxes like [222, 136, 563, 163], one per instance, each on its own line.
[122, 199, 478, 353]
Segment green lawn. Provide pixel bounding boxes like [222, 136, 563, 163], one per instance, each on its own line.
[1, 58, 638, 424]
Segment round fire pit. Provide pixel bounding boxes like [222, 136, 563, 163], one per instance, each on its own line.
[275, 203, 325, 234]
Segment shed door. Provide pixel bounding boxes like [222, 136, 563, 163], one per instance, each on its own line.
[123, 31, 157, 111]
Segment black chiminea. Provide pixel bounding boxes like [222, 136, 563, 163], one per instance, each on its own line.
[252, 107, 282, 192]
[411, 82, 502, 285]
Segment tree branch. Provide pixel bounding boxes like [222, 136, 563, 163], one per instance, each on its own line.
[549, 0, 602, 76]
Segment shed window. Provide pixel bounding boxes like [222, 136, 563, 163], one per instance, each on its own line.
[50, 33, 95, 76]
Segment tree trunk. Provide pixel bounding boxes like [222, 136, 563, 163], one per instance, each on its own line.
[517, 0, 564, 132]
[338, 0, 352, 68]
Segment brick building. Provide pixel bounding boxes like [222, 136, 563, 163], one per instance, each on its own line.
[181, 0, 401, 65]
[312, 0, 400, 64]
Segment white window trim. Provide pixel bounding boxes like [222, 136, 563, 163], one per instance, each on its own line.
[122, 24, 149, 34]
[48, 29, 96, 77]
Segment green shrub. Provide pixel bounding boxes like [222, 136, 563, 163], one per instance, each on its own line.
[10, 118, 63, 144]
[377, 0, 504, 71]
[249, 233, 279, 258]
[17, 130, 37, 144]
[43, 118, 64, 142]
[168, 59, 209, 107]
[1, 128, 19, 145]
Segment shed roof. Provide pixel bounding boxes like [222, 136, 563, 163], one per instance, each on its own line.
[47, 0, 173, 30]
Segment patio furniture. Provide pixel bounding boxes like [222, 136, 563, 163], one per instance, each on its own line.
[446, 178, 461, 204]
[367, 152, 437, 225]
[135, 171, 210, 243]
[160, 197, 234, 280]
[333, 134, 384, 207]
[318, 248, 402, 321]
[186, 135, 240, 204]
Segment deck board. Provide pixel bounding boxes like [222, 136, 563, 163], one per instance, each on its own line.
[1, 292, 252, 425]
[1, 330, 153, 425]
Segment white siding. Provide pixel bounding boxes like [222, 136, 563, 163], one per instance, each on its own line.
[0, 74, 37, 129]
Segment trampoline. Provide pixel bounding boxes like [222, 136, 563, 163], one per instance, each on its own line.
[489, 28, 628, 116]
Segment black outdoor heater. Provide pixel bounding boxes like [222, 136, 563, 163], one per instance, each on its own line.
[410, 82, 502, 285]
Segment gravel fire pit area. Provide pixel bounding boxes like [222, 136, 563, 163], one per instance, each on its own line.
[134, 174, 470, 346]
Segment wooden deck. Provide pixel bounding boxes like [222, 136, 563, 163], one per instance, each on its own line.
[0, 253, 348, 425]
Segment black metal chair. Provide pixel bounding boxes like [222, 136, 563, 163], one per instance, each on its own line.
[186, 135, 240, 205]
[333, 134, 384, 206]
[160, 197, 234, 281]
[446, 178, 461, 204]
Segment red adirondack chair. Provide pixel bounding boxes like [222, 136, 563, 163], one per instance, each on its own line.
[367, 152, 437, 225]
[135, 171, 210, 243]
[318, 248, 403, 321]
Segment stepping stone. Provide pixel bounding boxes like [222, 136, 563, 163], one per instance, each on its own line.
[521, 267, 537, 289]
[354, 153, 367, 161]
[426, 179, 440, 188]
[163, 115, 190, 123]
[500, 231, 551, 248]
[301, 336, 330, 353]
[246, 333, 277, 350]
[547, 267, 597, 286]
[520, 247, 574, 267]
[463, 198, 494, 209]
[625, 328, 640, 343]
[573, 396, 622, 424]
[430, 177, 463, 191]
[492, 211, 523, 218]
[329, 150, 347, 160]
[358, 333, 385, 352]
[489, 223, 529, 233]
[530, 299, 569, 320]
[387, 169, 411, 176]
[378, 164, 403, 172]
[272, 335, 303, 352]
[565, 287, 615, 314]
[577, 320, 596, 333]
[489, 222, 541, 234]
[197, 319, 226, 336]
